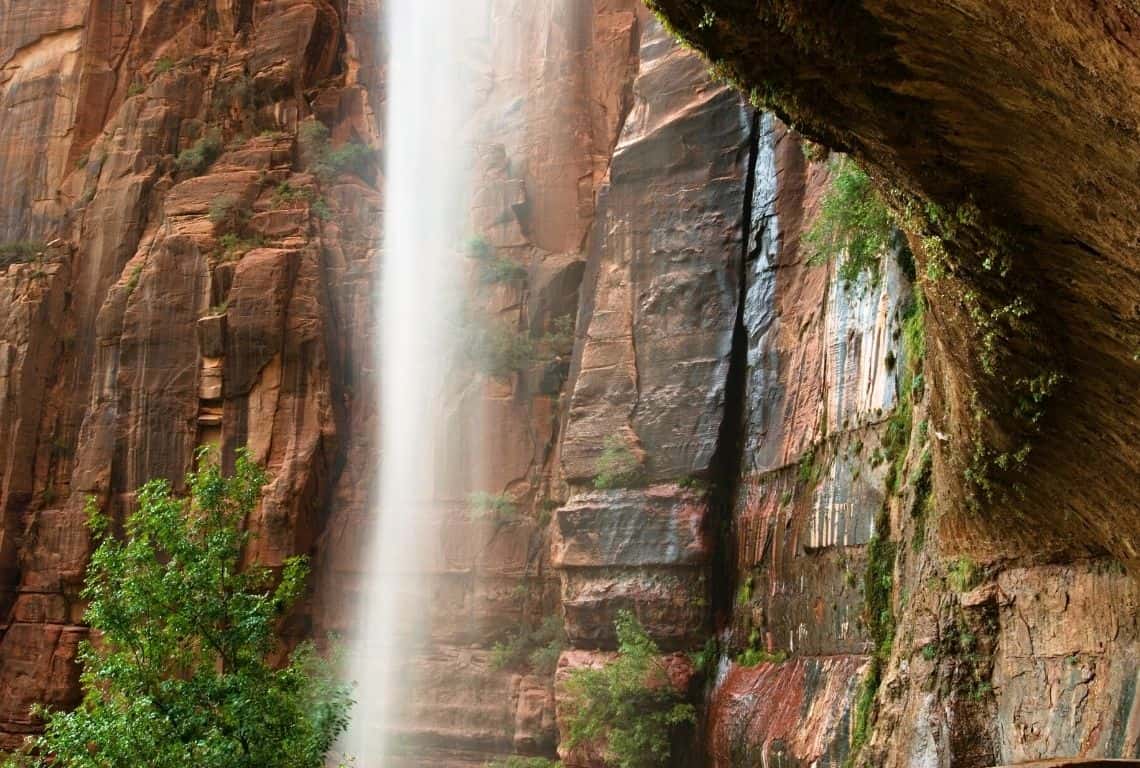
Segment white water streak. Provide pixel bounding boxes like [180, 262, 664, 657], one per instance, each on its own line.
[344, 3, 482, 764]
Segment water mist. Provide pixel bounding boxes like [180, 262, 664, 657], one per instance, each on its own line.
[343, 3, 482, 763]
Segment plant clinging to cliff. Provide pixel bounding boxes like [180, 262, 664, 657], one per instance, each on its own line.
[805, 155, 894, 286]
[176, 131, 223, 176]
[490, 614, 566, 675]
[3, 450, 352, 768]
[593, 436, 645, 490]
[298, 119, 372, 183]
[563, 611, 695, 768]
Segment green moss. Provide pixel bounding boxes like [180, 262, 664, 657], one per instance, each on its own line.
[736, 574, 753, 607]
[594, 436, 645, 490]
[946, 557, 980, 592]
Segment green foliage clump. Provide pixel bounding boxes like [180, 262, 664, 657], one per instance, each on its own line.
[490, 615, 566, 676]
[485, 758, 559, 768]
[593, 436, 644, 490]
[805, 155, 894, 286]
[563, 611, 695, 768]
[736, 628, 787, 667]
[797, 444, 821, 485]
[154, 57, 176, 75]
[208, 194, 251, 234]
[217, 233, 265, 261]
[687, 637, 718, 678]
[467, 492, 518, 523]
[3, 450, 352, 768]
[0, 241, 48, 268]
[946, 557, 980, 592]
[124, 264, 143, 297]
[537, 315, 575, 358]
[735, 574, 753, 607]
[470, 322, 536, 378]
[297, 119, 371, 183]
[846, 513, 896, 767]
[883, 290, 925, 494]
[176, 132, 223, 176]
[464, 234, 526, 286]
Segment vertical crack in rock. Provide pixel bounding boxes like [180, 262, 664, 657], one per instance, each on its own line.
[706, 108, 761, 633]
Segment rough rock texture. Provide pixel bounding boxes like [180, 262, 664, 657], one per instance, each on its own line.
[4, 1, 1137, 767]
[0, 0, 377, 748]
[644, 2, 1140, 766]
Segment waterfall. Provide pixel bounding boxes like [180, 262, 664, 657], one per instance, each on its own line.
[343, 2, 483, 763]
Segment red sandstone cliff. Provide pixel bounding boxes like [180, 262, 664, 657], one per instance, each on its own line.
[2, 1, 1136, 767]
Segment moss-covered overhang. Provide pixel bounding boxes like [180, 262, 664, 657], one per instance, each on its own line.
[647, 0, 1140, 564]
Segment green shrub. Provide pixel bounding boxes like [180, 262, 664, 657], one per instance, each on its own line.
[466, 235, 493, 260]
[490, 615, 566, 676]
[311, 197, 332, 221]
[478, 256, 528, 286]
[467, 235, 527, 285]
[563, 611, 695, 768]
[297, 119, 371, 182]
[176, 131, 223, 176]
[467, 491, 518, 522]
[736, 647, 788, 667]
[470, 322, 535, 378]
[735, 627, 787, 667]
[218, 232, 265, 260]
[0, 241, 47, 268]
[124, 264, 143, 297]
[805, 155, 893, 286]
[154, 57, 175, 75]
[538, 315, 575, 358]
[946, 557, 980, 592]
[593, 435, 644, 490]
[2, 450, 352, 768]
[485, 758, 559, 768]
[208, 194, 251, 234]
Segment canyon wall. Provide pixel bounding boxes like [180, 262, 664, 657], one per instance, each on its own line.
[1, 1, 1138, 767]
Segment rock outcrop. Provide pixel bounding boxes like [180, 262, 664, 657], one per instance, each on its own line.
[2, 0, 1137, 767]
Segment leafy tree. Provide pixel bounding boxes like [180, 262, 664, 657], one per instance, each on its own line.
[4, 450, 352, 768]
[563, 611, 695, 768]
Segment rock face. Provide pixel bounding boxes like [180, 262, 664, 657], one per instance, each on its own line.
[1, 1, 1137, 768]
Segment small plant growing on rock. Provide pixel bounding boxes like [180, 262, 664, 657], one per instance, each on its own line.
[563, 610, 695, 768]
[466, 234, 527, 286]
[0, 241, 48, 269]
[593, 436, 644, 490]
[805, 155, 894, 286]
[469, 322, 536, 378]
[946, 557, 980, 592]
[208, 194, 251, 234]
[298, 119, 371, 183]
[467, 491, 518, 523]
[176, 131, 223, 176]
[490, 614, 566, 675]
[485, 758, 559, 768]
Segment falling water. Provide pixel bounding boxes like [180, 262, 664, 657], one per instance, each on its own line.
[343, 2, 483, 763]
